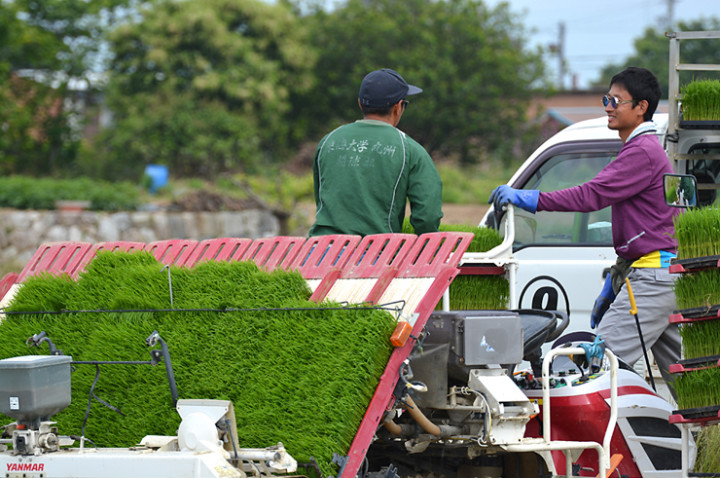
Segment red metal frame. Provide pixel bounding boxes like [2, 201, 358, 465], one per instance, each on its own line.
[0, 272, 19, 300]
[17, 242, 93, 281]
[145, 239, 198, 266]
[288, 234, 361, 279]
[310, 234, 417, 303]
[241, 236, 306, 271]
[669, 409, 720, 426]
[339, 232, 473, 478]
[398, 231, 475, 276]
[72, 241, 145, 277]
[184, 237, 252, 267]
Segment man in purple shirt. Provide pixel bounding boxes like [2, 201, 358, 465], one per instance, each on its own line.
[489, 67, 680, 395]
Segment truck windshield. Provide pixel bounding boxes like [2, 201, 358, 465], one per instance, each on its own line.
[514, 152, 615, 247]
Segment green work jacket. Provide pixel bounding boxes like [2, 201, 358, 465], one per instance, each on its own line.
[309, 120, 443, 237]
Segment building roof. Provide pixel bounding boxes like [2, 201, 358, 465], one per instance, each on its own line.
[531, 89, 670, 126]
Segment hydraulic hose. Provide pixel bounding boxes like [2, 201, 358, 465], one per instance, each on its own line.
[403, 396, 441, 437]
[382, 418, 402, 435]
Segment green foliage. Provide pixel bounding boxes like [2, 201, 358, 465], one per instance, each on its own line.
[445, 275, 509, 310]
[679, 319, 720, 360]
[593, 18, 720, 96]
[437, 162, 520, 204]
[681, 79, 720, 121]
[674, 269, 720, 311]
[224, 169, 315, 211]
[0, 74, 79, 177]
[675, 367, 720, 410]
[673, 206, 720, 260]
[439, 223, 503, 253]
[0, 252, 397, 477]
[298, 0, 548, 165]
[0, 0, 150, 176]
[0, 176, 140, 211]
[439, 223, 508, 310]
[0, 2, 63, 71]
[695, 424, 720, 474]
[99, 0, 316, 180]
[672, 204, 720, 427]
[402, 220, 503, 252]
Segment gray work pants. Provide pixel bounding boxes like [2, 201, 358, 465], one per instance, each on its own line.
[596, 267, 681, 397]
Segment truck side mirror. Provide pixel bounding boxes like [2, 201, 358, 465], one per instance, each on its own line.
[664, 173, 697, 208]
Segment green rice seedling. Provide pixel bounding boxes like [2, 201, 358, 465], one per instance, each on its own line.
[673, 206, 720, 260]
[0, 252, 397, 477]
[674, 269, 720, 310]
[675, 367, 720, 410]
[444, 275, 509, 310]
[679, 321, 720, 359]
[402, 220, 504, 254]
[8, 272, 75, 312]
[682, 79, 720, 121]
[438, 223, 503, 253]
[440, 224, 508, 309]
[695, 424, 720, 474]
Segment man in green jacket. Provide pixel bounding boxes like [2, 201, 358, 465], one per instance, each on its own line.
[309, 68, 443, 237]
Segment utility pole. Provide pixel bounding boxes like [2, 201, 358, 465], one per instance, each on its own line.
[550, 22, 566, 90]
[558, 22, 566, 90]
[661, 0, 675, 30]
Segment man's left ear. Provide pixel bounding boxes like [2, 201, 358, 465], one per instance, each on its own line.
[637, 99, 648, 113]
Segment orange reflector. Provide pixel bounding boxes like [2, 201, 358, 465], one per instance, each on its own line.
[390, 321, 413, 347]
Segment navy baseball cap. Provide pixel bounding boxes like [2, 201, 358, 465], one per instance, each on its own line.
[358, 68, 423, 108]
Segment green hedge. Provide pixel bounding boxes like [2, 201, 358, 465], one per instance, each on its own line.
[0, 176, 140, 211]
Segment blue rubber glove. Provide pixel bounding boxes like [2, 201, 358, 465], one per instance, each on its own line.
[590, 274, 616, 329]
[488, 185, 539, 213]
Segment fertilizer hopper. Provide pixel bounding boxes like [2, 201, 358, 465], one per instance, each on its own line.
[0, 355, 72, 428]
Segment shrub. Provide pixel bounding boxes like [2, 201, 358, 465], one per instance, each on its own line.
[0, 176, 140, 211]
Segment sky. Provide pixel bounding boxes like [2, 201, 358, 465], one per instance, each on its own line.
[483, 0, 720, 90]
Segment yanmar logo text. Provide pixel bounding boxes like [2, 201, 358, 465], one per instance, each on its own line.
[7, 462, 45, 472]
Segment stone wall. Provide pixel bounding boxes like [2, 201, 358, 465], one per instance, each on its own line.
[0, 208, 280, 273]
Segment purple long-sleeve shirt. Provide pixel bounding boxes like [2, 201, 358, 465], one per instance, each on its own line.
[537, 132, 678, 260]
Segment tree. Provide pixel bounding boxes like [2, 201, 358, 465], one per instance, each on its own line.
[5, 0, 151, 77]
[0, 0, 150, 176]
[97, 0, 316, 180]
[294, 0, 549, 165]
[593, 18, 720, 97]
[0, 2, 74, 175]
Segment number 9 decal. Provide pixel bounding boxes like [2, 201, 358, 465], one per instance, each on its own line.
[518, 275, 571, 318]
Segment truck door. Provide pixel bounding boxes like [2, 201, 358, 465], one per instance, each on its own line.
[495, 140, 622, 335]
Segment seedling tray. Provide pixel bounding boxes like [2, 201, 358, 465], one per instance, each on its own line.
[458, 263, 506, 276]
[670, 304, 720, 323]
[669, 255, 720, 274]
[670, 405, 720, 425]
[670, 355, 720, 374]
[679, 120, 720, 129]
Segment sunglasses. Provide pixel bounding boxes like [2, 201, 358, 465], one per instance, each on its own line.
[602, 95, 634, 108]
[401, 99, 408, 109]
